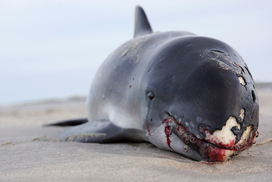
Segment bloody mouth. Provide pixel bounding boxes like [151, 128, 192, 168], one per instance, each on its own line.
[162, 115, 257, 162]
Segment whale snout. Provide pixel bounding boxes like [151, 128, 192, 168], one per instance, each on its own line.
[163, 114, 257, 162]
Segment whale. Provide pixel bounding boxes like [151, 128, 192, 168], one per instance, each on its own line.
[49, 6, 259, 162]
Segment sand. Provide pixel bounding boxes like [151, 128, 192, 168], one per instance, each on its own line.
[1, 90, 272, 181]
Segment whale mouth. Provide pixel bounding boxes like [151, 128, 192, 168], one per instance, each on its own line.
[163, 115, 257, 162]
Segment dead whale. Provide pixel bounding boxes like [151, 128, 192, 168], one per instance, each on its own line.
[48, 6, 259, 162]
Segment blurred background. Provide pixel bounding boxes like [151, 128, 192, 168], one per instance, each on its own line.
[0, 0, 271, 105]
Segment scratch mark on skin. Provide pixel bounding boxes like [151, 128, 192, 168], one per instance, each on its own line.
[121, 49, 129, 57]
[239, 109, 245, 121]
[200, 50, 241, 76]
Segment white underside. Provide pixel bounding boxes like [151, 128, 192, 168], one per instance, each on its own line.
[88, 102, 144, 130]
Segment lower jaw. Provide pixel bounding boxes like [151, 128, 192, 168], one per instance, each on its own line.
[198, 127, 257, 162]
[198, 141, 235, 162]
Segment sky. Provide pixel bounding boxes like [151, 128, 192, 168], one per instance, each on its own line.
[0, 0, 271, 105]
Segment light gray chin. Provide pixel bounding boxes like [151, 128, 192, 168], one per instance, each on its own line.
[148, 124, 202, 161]
[169, 134, 202, 161]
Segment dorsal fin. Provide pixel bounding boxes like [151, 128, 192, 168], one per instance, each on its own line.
[134, 6, 153, 38]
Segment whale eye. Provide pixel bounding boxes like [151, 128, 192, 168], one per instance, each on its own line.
[147, 92, 155, 101]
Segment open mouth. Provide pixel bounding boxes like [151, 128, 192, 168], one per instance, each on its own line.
[163, 114, 257, 162]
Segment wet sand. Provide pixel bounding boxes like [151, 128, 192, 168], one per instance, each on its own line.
[1, 89, 272, 181]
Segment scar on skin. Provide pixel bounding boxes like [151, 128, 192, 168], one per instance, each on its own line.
[204, 109, 245, 147]
[239, 109, 245, 121]
[236, 125, 252, 147]
[122, 49, 129, 57]
[205, 117, 240, 147]
[238, 76, 245, 86]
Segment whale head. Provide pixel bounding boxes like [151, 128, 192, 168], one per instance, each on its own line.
[142, 36, 259, 162]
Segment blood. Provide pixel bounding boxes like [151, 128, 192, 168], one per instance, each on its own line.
[163, 118, 174, 150]
[190, 134, 197, 143]
[165, 126, 172, 146]
[206, 147, 227, 162]
[195, 134, 236, 162]
[197, 139, 234, 162]
[164, 114, 257, 162]
[252, 131, 258, 144]
[210, 136, 235, 148]
[181, 133, 189, 144]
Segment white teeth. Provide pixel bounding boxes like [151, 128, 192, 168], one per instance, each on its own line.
[238, 76, 245, 85]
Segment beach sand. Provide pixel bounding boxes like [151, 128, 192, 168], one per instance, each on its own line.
[1, 89, 272, 181]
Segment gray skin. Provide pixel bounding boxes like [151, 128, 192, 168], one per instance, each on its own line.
[58, 6, 259, 161]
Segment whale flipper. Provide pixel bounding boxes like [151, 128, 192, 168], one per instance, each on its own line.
[60, 121, 146, 143]
[134, 6, 153, 37]
[44, 118, 88, 126]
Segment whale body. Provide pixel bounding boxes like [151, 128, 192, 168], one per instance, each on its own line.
[51, 6, 259, 162]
